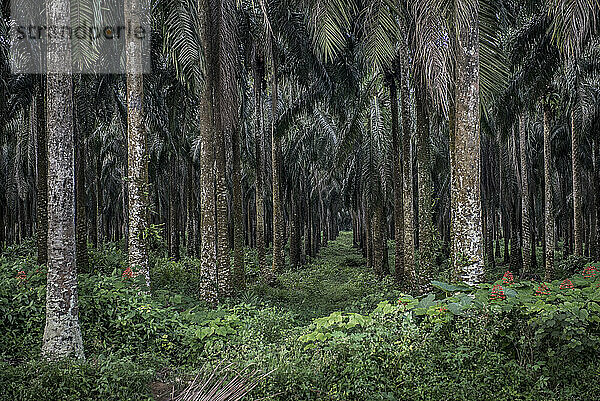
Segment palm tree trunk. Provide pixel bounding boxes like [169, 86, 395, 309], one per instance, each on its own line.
[232, 125, 245, 289]
[199, 0, 218, 304]
[365, 203, 373, 269]
[503, 212, 509, 265]
[42, 0, 84, 358]
[518, 115, 532, 273]
[95, 152, 103, 245]
[271, 58, 284, 274]
[416, 85, 434, 278]
[215, 106, 231, 297]
[35, 79, 48, 265]
[571, 111, 583, 256]
[543, 102, 554, 279]
[124, 0, 149, 287]
[215, 130, 231, 296]
[372, 203, 384, 278]
[388, 78, 404, 282]
[451, 0, 484, 284]
[186, 159, 196, 257]
[305, 197, 312, 259]
[398, 55, 415, 286]
[290, 190, 301, 269]
[495, 213, 502, 261]
[253, 52, 267, 276]
[485, 205, 495, 271]
[169, 161, 180, 261]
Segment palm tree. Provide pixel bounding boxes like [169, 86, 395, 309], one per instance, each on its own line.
[252, 48, 267, 276]
[549, 0, 599, 256]
[450, 0, 484, 284]
[125, 0, 150, 287]
[214, 0, 233, 297]
[543, 100, 555, 278]
[415, 84, 434, 278]
[386, 73, 404, 281]
[270, 56, 285, 275]
[398, 51, 416, 286]
[42, 0, 84, 359]
[518, 113, 533, 273]
[198, 0, 218, 304]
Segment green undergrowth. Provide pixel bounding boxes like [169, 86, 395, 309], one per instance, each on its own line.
[1, 233, 600, 400]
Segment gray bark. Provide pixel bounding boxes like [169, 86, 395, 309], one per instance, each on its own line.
[451, 1, 484, 284]
[42, 0, 84, 358]
[519, 115, 532, 273]
[125, 0, 150, 287]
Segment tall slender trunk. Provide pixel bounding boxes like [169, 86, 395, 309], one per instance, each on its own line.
[42, 0, 84, 358]
[365, 204, 373, 269]
[571, 111, 583, 256]
[95, 151, 103, 245]
[304, 197, 312, 259]
[289, 190, 301, 269]
[169, 161, 180, 261]
[271, 57, 284, 274]
[214, 96, 231, 297]
[451, 0, 484, 284]
[485, 205, 495, 271]
[199, 0, 218, 304]
[314, 209, 321, 255]
[214, 0, 240, 295]
[186, 159, 196, 257]
[510, 200, 522, 272]
[495, 212, 502, 261]
[35, 79, 48, 265]
[543, 103, 554, 279]
[503, 211, 510, 265]
[518, 115, 532, 273]
[125, 0, 149, 287]
[415, 85, 434, 279]
[232, 125, 245, 289]
[253, 53, 267, 276]
[398, 51, 415, 286]
[372, 203, 385, 278]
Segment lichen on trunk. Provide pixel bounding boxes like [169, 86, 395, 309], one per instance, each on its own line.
[450, 0, 484, 285]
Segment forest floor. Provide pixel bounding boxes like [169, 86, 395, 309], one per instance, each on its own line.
[3, 232, 600, 400]
[253, 231, 398, 321]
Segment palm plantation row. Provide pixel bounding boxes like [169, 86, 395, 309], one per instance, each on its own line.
[1, 0, 599, 361]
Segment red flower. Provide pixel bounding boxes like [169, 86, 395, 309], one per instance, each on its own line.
[535, 283, 550, 296]
[397, 299, 412, 309]
[559, 279, 574, 290]
[490, 284, 506, 301]
[502, 271, 514, 285]
[16, 271, 26, 280]
[583, 265, 598, 279]
[122, 267, 134, 279]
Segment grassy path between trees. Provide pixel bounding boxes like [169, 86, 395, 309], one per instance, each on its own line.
[254, 231, 398, 323]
